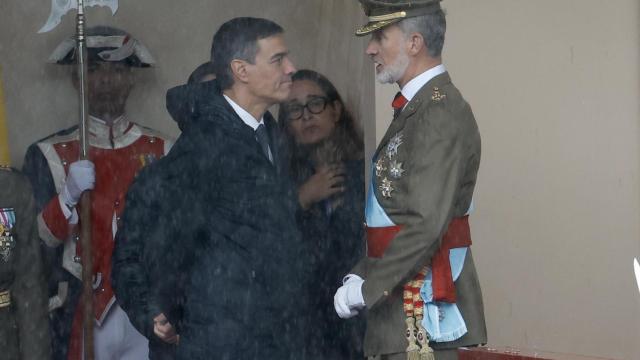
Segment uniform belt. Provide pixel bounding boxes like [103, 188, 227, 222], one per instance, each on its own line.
[0, 290, 10, 308]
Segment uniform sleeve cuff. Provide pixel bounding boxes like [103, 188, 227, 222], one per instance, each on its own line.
[343, 274, 363, 285]
[58, 195, 78, 224]
[345, 276, 365, 308]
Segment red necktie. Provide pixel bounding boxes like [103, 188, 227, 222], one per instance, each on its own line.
[392, 92, 408, 110]
[392, 92, 408, 118]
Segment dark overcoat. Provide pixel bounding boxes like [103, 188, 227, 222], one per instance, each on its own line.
[113, 81, 309, 360]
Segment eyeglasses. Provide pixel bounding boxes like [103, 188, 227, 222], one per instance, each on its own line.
[285, 96, 329, 121]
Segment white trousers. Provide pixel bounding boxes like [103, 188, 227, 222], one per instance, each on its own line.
[82, 303, 149, 360]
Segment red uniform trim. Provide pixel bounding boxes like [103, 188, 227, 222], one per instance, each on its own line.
[366, 225, 402, 258]
[366, 216, 472, 303]
[42, 196, 71, 240]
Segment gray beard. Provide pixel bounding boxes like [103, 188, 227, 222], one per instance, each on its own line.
[375, 52, 410, 84]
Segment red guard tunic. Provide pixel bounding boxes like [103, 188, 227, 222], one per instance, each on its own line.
[33, 116, 172, 358]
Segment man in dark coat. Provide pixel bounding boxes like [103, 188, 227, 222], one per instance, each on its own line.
[112, 17, 308, 360]
[111, 62, 215, 360]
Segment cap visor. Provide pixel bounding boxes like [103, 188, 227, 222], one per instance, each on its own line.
[355, 19, 401, 36]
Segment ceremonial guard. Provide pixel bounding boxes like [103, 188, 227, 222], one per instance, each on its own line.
[334, 1, 487, 359]
[22, 26, 173, 360]
[0, 166, 51, 360]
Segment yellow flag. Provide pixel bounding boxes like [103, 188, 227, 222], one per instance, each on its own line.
[0, 66, 10, 166]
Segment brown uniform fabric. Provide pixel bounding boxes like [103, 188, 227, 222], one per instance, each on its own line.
[353, 72, 487, 357]
[0, 168, 51, 360]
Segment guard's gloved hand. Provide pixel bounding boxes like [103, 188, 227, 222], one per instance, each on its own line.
[60, 160, 95, 207]
[334, 274, 365, 319]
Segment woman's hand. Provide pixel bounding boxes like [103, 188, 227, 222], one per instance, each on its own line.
[298, 164, 346, 210]
[153, 313, 179, 344]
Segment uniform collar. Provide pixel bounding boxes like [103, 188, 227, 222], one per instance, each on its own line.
[223, 94, 265, 131]
[401, 64, 447, 102]
[88, 115, 135, 149]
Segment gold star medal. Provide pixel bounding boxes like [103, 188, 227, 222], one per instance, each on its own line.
[379, 177, 394, 198]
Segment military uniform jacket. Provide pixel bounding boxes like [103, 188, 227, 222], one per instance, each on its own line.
[0, 169, 51, 360]
[353, 72, 487, 356]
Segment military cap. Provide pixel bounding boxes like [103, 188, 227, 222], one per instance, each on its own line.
[47, 26, 155, 67]
[356, 0, 442, 36]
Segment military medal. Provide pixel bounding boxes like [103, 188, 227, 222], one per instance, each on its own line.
[386, 132, 403, 158]
[389, 159, 405, 179]
[0, 208, 16, 262]
[375, 157, 387, 177]
[380, 177, 394, 198]
[376, 132, 405, 198]
[139, 153, 158, 167]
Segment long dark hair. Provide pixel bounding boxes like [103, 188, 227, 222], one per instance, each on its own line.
[278, 69, 363, 182]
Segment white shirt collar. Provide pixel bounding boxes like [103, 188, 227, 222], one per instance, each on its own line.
[223, 94, 264, 131]
[401, 64, 447, 102]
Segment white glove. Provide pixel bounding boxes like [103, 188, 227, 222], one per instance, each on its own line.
[334, 275, 365, 319]
[60, 160, 95, 206]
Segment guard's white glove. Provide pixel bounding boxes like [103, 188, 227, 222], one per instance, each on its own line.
[60, 160, 95, 206]
[334, 274, 365, 319]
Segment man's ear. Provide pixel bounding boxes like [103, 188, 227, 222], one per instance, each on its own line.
[407, 32, 425, 56]
[230, 59, 250, 83]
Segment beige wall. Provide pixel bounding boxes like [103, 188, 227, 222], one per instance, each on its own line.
[374, 1, 640, 359]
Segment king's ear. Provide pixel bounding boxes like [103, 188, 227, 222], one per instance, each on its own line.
[408, 32, 425, 56]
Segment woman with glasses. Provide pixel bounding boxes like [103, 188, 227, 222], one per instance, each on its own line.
[278, 69, 365, 359]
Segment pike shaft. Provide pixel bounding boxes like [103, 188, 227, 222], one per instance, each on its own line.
[76, 1, 95, 359]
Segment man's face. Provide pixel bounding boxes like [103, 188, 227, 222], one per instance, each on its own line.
[78, 61, 134, 112]
[244, 34, 296, 105]
[366, 25, 410, 84]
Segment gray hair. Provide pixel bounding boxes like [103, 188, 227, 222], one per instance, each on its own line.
[397, 9, 447, 58]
